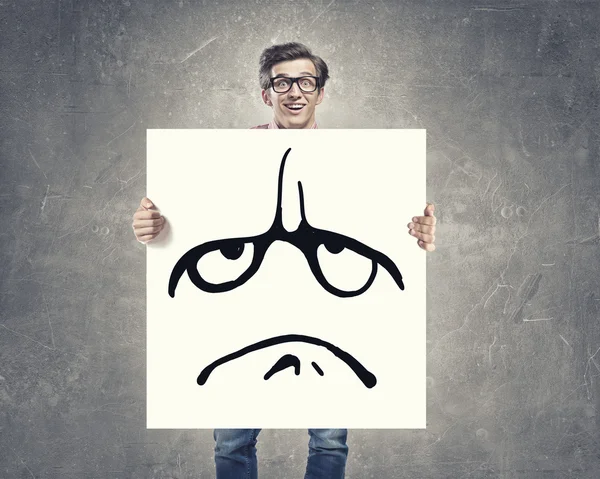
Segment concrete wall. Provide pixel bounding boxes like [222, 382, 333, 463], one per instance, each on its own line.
[1, 0, 599, 477]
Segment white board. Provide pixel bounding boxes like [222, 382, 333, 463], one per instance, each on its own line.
[147, 129, 426, 428]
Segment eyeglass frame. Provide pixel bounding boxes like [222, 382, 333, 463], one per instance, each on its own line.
[269, 76, 320, 93]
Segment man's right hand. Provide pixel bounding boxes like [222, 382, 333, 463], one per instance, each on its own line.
[132, 197, 165, 243]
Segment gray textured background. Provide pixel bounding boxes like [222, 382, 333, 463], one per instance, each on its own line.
[1, 0, 599, 478]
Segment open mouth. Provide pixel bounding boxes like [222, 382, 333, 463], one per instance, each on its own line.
[284, 103, 306, 113]
[197, 334, 377, 389]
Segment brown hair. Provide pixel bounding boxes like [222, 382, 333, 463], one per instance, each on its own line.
[259, 42, 329, 91]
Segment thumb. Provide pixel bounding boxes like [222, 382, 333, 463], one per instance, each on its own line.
[424, 202, 435, 216]
[140, 197, 154, 210]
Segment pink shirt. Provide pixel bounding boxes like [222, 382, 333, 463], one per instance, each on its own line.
[251, 119, 318, 129]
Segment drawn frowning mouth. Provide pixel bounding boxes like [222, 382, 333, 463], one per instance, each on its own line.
[197, 334, 377, 389]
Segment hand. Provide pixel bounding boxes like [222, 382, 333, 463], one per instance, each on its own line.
[407, 203, 436, 252]
[132, 197, 165, 243]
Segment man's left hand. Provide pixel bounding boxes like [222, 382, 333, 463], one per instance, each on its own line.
[407, 203, 436, 252]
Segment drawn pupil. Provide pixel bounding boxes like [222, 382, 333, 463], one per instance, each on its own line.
[324, 240, 345, 255]
[220, 243, 244, 260]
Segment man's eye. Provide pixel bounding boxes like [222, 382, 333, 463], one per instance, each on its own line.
[275, 79, 289, 88]
[316, 243, 373, 292]
[301, 79, 314, 88]
[197, 242, 255, 284]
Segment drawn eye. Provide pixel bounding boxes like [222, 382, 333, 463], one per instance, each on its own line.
[317, 243, 374, 293]
[196, 241, 255, 285]
[324, 237, 344, 254]
[220, 242, 244, 260]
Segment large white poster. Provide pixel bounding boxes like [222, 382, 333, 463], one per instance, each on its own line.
[147, 129, 426, 428]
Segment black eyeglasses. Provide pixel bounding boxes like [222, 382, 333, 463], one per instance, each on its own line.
[269, 76, 319, 93]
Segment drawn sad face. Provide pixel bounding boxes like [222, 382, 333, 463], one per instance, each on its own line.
[168, 148, 404, 389]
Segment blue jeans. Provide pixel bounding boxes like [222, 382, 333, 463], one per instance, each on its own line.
[214, 428, 348, 479]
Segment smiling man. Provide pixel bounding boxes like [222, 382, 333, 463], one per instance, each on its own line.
[256, 45, 326, 129]
[133, 42, 436, 479]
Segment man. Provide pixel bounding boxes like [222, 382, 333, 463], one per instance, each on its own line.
[133, 42, 436, 478]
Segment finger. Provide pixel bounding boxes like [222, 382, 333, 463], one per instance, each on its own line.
[133, 218, 165, 229]
[412, 215, 436, 226]
[409, 223, 435, 235]
[424, 202, 435, 216]
[140, 197, 155, 210]
[409, 229, 435, 244]
[137, 234, 156, 244]
[418, 240, 436, 252]
[133, 209, 162, 220]
[135, 226, 163, 237]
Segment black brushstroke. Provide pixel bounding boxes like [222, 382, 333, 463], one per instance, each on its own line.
[197, 334, 377, 389]
[311, 361, 324, 376]
[264, 354, 300, 380]
[168, 148, 404, 298]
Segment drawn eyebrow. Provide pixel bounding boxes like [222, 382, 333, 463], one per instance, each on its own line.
[168, 148, 404, 298]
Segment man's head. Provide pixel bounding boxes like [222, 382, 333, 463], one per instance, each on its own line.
[259, 42, 329, 129]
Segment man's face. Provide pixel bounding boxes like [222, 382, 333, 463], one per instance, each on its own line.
[261, 58, 325, 129]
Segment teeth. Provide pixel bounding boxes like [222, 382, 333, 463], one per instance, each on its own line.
[287, 104, 304, 109]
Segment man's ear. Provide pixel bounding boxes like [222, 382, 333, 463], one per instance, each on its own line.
[261, 89, 273, 107]
[316, 87, 325, 106]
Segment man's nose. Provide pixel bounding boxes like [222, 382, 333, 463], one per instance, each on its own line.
[287, 82, 302, 97]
